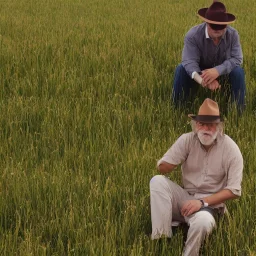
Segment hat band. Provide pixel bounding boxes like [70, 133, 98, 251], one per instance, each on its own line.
[193, 115, 221, 123]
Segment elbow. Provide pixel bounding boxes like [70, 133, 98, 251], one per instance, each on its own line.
[158, 162, 175, 174]
[236, 59, 243, 66]
[232, 57, 243, 66]
[224, 188, 241, 199]
[230, 190, 241, 199]
[158, 165, 169, 174]
[232, 194, 240, 199]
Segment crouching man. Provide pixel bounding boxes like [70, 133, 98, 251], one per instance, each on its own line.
[150, 98, 243, 256]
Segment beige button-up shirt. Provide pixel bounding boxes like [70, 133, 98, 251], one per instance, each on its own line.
[157, 132, 243, 198]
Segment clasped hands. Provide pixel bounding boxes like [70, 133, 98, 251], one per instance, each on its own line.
[201, 68, 221, 91]
[181, 199, 202, 217]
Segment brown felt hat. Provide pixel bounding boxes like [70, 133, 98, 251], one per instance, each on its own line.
[188, 98, 222, 123]
[198, 2, 236, 25]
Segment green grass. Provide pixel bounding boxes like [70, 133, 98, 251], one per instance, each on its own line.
[0, 0, 255, 255]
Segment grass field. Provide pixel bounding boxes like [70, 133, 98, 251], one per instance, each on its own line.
[0, 0, 256, 255]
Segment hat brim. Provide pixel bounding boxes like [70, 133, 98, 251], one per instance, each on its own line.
[198, 8, 236, 25]
[188, 114, 222, 123]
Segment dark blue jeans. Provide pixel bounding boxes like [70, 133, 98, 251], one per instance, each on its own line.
[172, 64, 246, 110]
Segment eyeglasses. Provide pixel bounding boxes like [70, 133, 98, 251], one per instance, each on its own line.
[208, 23, 227, 31]
[197, 122, 217, 128]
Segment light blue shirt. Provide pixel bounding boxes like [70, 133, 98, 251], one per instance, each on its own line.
[182, 23, 243, 78]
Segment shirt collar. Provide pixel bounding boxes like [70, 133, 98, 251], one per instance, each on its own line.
[205, 25, 210, 39]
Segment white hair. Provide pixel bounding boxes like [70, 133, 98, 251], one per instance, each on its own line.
[190, 120, 224, 136]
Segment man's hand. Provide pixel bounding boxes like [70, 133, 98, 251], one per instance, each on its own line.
[181, 200, 202, 217]
[207, 80, 221, 91]
[201, 68, 219, 85]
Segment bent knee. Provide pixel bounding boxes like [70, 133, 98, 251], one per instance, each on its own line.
[150, 175, 168, 189]
[150, 175, 166, 185]
[175, 64, 186, 74]
[230, 66, 245, 77]
[190, 211, 216, 233]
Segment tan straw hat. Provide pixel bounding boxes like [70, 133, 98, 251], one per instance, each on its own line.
[188, 98, 222, 123]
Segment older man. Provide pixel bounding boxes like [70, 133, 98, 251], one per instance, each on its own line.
[172, 2, 245, 111]
[150, 98, 243, 256]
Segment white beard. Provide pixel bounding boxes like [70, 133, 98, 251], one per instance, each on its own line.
[197, 130, 218, 146]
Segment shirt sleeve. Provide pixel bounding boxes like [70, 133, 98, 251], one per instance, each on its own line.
[182, 32, 201, 78]
[157, 134, 191, 167]
[215, 30, 243, 76]
[223, 140, 243, 196]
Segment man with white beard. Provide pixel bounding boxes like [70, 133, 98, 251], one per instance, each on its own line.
[150, 98, 243, 256]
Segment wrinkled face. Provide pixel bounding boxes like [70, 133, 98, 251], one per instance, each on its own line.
[196, 122, 218, 146]
[207, 24, 226, 40]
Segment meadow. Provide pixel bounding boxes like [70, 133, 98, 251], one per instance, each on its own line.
[0, 0, 255, 255]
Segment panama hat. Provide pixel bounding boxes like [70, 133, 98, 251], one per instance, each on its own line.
[188, 98, 222, 123]
[198, 1, 236, 25]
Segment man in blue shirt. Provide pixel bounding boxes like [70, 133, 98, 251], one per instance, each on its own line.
[172, 1, 245, 111]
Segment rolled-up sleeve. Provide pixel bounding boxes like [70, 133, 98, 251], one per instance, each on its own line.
[224, 143, 243, 196]
[157, 134, 191, 168]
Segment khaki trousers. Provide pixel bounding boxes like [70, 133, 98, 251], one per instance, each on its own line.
[150, 175, 216, 256]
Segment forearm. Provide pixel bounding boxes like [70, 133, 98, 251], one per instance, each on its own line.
[182, 61, 201, 78]
[157, 161, 176, 174]
[202, 189, 239, 206]
[215, 57, 242, 76]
